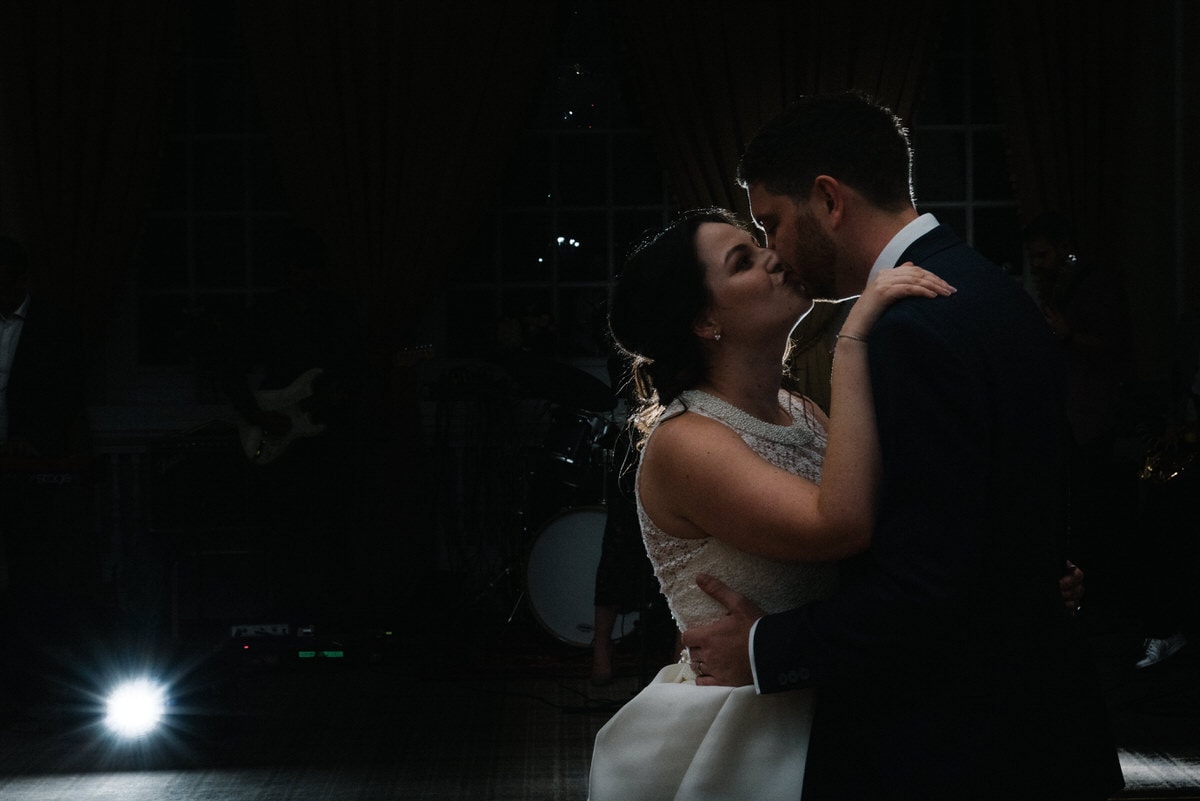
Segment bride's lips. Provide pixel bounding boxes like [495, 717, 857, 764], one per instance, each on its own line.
[780, 267, 808, 295]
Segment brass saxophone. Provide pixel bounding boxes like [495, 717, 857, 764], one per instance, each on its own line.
[1140, 425, 1199, 484]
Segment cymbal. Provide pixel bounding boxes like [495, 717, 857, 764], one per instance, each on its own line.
[502, 354, 617, 412]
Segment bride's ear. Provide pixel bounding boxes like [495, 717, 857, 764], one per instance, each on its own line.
[693, 314, 720, 343]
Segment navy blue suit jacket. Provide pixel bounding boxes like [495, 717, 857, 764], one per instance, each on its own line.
[753, 225, 1123, 800]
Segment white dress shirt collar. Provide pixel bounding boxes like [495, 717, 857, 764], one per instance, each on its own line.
[867, 213, 940, 283]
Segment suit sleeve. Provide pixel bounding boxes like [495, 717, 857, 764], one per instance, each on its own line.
[753, 300, 990, 692]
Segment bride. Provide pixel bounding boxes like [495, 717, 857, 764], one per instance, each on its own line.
[588, 208, 953, 801]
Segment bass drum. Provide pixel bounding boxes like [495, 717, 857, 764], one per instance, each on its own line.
[525, 506, 640, 647]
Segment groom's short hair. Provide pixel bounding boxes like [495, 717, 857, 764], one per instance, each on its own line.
[737, 91, 914, 212]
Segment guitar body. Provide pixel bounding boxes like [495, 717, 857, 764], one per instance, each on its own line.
[238, 367, 328, 464]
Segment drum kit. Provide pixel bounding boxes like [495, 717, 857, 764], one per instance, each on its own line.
[451, 355, 642, 648]
[524, 406, 641, 647]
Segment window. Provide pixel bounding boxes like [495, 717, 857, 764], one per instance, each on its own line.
[134, 0, 293, 382]
[121, 0, 1018, 403]
[910, 4, 1023, 276]
[455, 3, 1022, 373]
[445, 1, 672, 364]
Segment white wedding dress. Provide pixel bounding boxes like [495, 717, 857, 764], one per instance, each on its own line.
[589, 389, 836, 801]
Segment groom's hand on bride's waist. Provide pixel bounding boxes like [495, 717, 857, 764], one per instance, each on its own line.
[680, 574, 763, 687]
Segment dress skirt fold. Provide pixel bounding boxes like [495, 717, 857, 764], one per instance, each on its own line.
[589, 662, 813, 801]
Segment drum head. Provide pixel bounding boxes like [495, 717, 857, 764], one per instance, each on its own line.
[525, 506, 640, 646]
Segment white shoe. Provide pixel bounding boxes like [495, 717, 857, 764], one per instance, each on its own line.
[1135, 632, 1188, 669]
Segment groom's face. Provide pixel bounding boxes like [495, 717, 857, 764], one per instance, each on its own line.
[747, 183, 839, 300]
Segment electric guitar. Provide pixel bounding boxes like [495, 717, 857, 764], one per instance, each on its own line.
[237, 367, 328, 465]
[236, 345, 433, 465]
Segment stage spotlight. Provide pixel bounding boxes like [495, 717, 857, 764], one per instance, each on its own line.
[103, 678, 168, 739]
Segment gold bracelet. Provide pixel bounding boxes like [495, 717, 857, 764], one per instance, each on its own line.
[835, 332, 869, 343]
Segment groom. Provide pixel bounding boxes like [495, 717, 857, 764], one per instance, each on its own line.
[680, 92, 1123, 801]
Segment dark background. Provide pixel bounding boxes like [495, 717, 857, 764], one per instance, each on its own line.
[0, 4, 1196, 790]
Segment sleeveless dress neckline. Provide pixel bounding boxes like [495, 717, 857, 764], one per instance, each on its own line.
[676, 388, 817, 449]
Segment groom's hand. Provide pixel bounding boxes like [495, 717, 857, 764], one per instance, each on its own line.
[679, 573, 764, 687]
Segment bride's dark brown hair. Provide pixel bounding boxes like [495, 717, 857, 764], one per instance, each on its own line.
[608, 208, 753, 442]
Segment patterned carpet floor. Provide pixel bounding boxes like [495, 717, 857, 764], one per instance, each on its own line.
[0, 604, 1196, 800]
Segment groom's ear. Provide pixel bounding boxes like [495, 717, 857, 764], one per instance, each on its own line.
[812, 175, 845, 224]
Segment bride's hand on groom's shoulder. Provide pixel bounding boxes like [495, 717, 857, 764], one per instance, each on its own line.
[680, 574, 763, 687]
[848, 261, 956, 334]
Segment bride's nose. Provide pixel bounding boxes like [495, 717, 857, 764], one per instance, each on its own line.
[764, 251, 784, 273]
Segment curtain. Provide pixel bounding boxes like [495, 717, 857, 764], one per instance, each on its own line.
[237, 0, 557, 352]
[986, 1, 1180, 377]
[614, 0, 950, 217]
[984, 3, 1171, 249]
[237, 0, 558, 554]
[0, 0, 184, 342]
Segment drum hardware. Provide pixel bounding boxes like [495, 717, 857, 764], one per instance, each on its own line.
[524, 505, 640, 647]
[438, 388, 643, 652]
[540, 405, 613, 489]
[522, 410, 645, 648]
[472, 562, 527, 627]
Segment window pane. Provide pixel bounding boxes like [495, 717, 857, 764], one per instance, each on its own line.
[503, 135, 553, 206]
[137, 293, 191, 365]
[138, 217, 188, 290]
[916, 56, 965, 125]
[446, 290, 499, 358]
[558, 3, 615, 60]
[194, 216, 246, 289]
[911, 130, 965, 202]
[612, 133, 664, 205]
[557, 211, 608, 282]
[249, 139, 287, 211]
[194, 140, 244, 211]
[614, 210, 666, 262]
[189, 0, 239, 59]
[935, 207, 967, 240]
[558, 135, 608, 206]
[445, 0, 669, 364]
[974, 206, 1023, 276]
[192, 61, 246, 135]
[249, 216, 293, 289]
[192, 291, 246, 347]
[608, 72, 638, 128]
[152, 141, 188, 211]
[558, 286, 611, 357]
[501, 287, 555, 356]
[501, 212, 555, 282]
[970, 58, 1000, 123]
[973, 130, 1012, 200]
[460, 219, 497, 284]
[536, 60, 614, 130]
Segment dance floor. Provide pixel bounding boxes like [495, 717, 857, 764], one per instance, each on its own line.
[0, 604, 1197, 800]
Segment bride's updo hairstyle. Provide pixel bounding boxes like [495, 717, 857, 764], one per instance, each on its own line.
[609, 207, 752, 441]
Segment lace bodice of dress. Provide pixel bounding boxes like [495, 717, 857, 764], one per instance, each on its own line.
[637, 389, 838, 631]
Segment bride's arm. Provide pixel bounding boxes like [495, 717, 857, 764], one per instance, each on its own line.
[815, 264, 954, 548]
[639, 265, 953, 562]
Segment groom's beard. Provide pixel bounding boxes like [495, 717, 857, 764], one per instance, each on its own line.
[788, 209, 839, 300]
